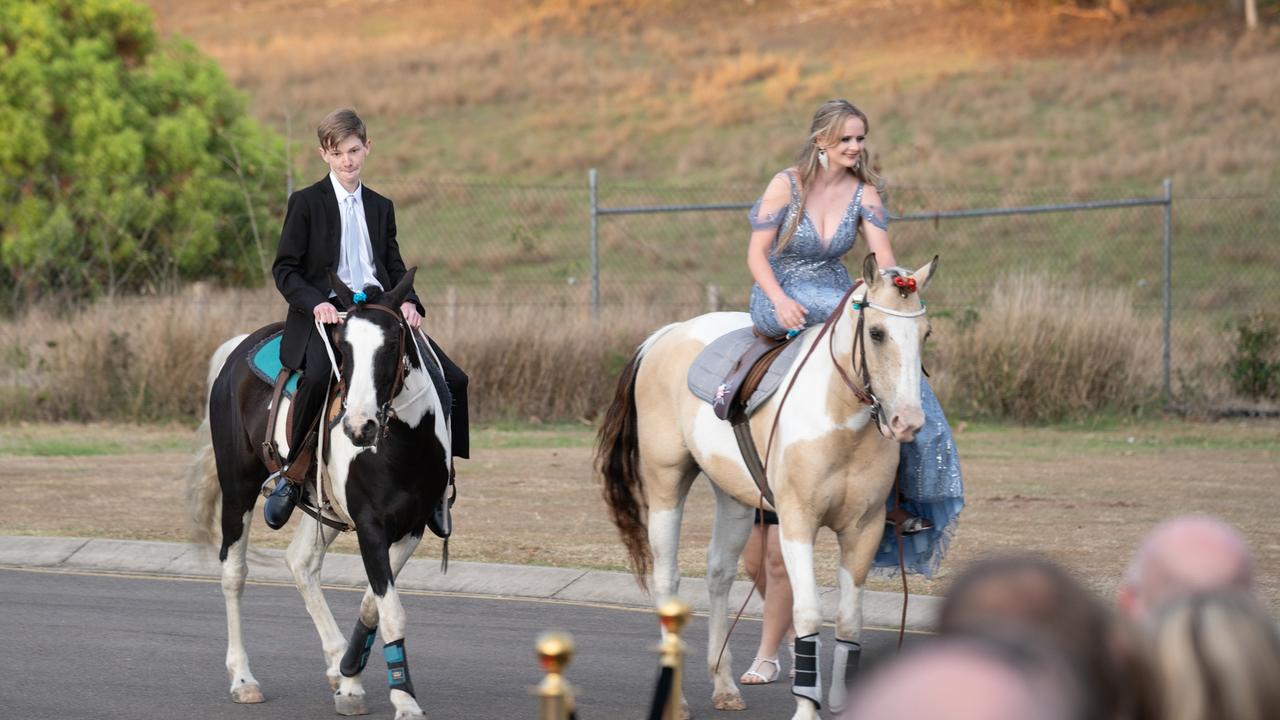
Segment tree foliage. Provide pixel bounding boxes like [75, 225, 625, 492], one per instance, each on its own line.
[0, 0, 285, 302]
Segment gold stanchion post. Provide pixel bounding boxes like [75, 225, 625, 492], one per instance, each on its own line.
[535, 631, 576, 720]
[658, 599, 691, 720]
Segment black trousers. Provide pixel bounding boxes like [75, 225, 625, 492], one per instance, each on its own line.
[287, 327, 471, 461]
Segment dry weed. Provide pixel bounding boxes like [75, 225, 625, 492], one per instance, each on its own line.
[931, 273, 1162, 421]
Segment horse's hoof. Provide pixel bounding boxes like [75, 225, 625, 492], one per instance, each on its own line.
[333, 691, 368, 716]
[231, 682, 265, 704]
[393, 709, 426, 720]
[712, 691, 747, 711]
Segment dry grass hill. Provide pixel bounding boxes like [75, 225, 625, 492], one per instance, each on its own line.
[146, 0, 1279, 193]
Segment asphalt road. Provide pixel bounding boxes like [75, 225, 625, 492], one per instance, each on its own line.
[0, 568, 921, 719]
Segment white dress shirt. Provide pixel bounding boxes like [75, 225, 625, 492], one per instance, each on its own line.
[329, 171, 383, 294]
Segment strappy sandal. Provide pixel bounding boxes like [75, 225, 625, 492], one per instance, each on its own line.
[740, 656, 781, 685]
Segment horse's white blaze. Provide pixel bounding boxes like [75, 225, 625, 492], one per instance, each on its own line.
[883, 312, 924, 429]
[343, 318, 385, 428]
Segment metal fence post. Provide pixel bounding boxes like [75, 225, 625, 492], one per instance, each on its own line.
[589, 168, 600, 325]
[1162, 177, 1173, 405]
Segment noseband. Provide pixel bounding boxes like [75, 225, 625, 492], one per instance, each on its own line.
[763, 280, 927, 477]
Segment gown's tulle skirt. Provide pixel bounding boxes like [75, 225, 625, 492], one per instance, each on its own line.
[873, 379, 964, 578]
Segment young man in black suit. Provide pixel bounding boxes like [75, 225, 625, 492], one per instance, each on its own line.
[264, 108, 469, 529]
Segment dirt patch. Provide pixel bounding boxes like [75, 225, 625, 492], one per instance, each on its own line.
[1, 421, 1276, 613]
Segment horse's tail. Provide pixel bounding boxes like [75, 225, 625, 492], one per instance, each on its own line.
[186, 335, 243, 548]
[596, 323, 677, 588]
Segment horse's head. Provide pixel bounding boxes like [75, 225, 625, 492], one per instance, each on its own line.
[845, 253, 938, 443]
[328, 268, 418, 447]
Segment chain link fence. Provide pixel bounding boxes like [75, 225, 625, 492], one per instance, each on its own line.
[2, 173, 1276, 417]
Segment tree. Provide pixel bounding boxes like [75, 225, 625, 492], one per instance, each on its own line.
[0, 0, 285, 303]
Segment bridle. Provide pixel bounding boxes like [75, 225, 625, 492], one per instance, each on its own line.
[320, 302, 414, 446]
[763, 280, 927, 472]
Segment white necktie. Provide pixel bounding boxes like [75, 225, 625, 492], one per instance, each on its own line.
[344, 194, 365, 293]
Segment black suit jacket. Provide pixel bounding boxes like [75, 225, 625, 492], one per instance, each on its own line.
[272, 176, 423, 370]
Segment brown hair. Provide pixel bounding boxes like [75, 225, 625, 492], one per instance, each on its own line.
[940, 555, 1158, 720]
[775, 99, 885, 254]
[317, 108, 367, 151]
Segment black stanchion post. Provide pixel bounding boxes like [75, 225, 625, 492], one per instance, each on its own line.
[656, 600, 691, 720]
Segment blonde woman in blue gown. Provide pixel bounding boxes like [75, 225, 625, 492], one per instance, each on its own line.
[737, 99, 964, 686]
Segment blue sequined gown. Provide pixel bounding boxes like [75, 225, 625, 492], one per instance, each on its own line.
[747, 170, 963, 577]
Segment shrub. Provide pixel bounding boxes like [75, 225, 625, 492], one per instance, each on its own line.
[0, 0, 285, 305]
[1227, 313, 1280, 401]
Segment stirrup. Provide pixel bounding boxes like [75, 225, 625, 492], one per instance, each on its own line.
[260, 469, 287, 498]
[890, 514, 933, 535]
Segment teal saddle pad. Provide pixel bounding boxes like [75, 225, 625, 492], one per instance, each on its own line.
[248, 332, 300, 398]
[245, 328, 451, 413]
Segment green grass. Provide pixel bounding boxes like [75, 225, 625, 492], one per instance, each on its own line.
[4, 415, 1268, 458]
[0, 429, 193, 456]
[955, 418, 1280, 457]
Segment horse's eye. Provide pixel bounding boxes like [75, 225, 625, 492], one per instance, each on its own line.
[869, 327, 885, 343]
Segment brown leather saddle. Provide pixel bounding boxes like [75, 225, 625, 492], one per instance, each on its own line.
[713, 332, 792, 422]
[713, 332, 796, 508]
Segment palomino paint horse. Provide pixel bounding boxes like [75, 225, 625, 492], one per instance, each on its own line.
[599, 254, 936, 720]
[187, 270, 452, 720]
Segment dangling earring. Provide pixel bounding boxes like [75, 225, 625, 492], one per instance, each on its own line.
[817, 148, 829, 171]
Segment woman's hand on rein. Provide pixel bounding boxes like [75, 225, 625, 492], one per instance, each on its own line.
[773, 295, 808, 332]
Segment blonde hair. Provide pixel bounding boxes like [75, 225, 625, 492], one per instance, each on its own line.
[317, 108, 367, 152]
[1149, 591, 1280, 720]
[775, 99, 885, 254]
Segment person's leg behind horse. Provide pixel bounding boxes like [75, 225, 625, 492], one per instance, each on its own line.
[742, 514, 796, 685]
[741, 522, 769, 597]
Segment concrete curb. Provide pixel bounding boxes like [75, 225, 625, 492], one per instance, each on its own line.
[0, 535, 940, 631]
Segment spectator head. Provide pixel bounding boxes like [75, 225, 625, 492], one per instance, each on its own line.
[1119, 515, 1254, 623]
[1148, 590, 1280, 720]
[840, 633, 1086, 720]
[939, 554, 1152, 720]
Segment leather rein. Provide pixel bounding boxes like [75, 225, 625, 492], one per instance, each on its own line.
[762, 281, 881, 479]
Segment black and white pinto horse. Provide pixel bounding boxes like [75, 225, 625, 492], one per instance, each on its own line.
[188, 270, 451, 719]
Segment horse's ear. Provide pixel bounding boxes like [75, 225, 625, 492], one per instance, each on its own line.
[329, 271, 355, 307]
[913, 255, 940, 292]
[862, 253, 882, 290]
[382, 267, 418, 311]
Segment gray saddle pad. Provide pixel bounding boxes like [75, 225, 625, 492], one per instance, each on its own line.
[687, 327, 804, 418]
